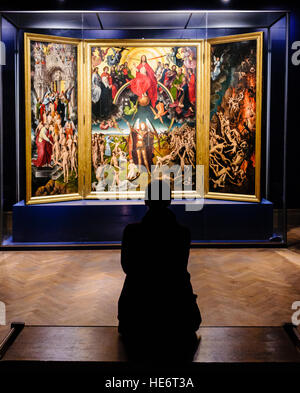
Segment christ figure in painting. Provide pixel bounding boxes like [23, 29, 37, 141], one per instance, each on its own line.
[130, 55, 157, 108]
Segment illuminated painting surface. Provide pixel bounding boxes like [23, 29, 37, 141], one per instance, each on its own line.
[90, 45, 198, 194]
[209, 40, 257, 195]
[30, 41, 78, 197]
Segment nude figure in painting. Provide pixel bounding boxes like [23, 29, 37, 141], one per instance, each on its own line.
[70, 140, 78, 178]
[61, 146, 69, 183]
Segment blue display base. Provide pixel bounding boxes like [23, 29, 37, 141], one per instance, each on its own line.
[12, 198, 273, 244]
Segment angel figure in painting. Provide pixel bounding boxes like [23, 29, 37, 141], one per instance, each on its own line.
[125, 118, 160, 176]
[92, 47, 109, 68]
[211, 53, 224, 81]
[106, 47, 128, 67]
[180, 47, 197, 71]
[130, 55, 158, 108]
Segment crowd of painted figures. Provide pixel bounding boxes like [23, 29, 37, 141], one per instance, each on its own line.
[91, 52, 196, 124]
[32, 88, 78, 194]
[91, 122, 196, 192]
[209, 51, 256, 192]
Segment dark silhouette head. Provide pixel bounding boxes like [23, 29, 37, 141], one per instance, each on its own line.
[145, 179, 171, 209]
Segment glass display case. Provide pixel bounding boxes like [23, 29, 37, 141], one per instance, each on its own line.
[0, 10, 289, 248]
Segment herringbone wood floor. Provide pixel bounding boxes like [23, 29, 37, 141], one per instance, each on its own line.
[1, 241, 300, 326]
[1, 210, 300, 327]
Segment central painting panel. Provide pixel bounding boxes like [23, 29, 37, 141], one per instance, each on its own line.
[86, 40, 202, 198]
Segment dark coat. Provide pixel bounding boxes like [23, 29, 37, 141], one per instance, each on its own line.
[99, 81, 112, 119]
[118, 207, 201, 338]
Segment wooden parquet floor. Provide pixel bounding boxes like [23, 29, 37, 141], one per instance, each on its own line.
[1, 242, 300, 327]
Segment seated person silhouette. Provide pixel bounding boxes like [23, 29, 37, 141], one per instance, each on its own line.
[118, 179, 201, 361]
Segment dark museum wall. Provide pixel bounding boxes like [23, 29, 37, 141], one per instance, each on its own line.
[0, 0, 299, 209]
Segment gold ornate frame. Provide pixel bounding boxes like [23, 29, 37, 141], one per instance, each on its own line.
[204, 32, 263, 202]
[24, 33, 84, 204]
[24, 33, 263, 204]
[83, 39, 204, 200]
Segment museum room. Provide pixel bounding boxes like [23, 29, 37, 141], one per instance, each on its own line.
[0, 0, 300, 381]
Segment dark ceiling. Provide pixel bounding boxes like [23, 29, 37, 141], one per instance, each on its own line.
[1, 10, 287, 30]
[0, 0, 295, 12]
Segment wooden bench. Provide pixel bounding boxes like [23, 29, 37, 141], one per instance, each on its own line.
[1, 323, 299, 372]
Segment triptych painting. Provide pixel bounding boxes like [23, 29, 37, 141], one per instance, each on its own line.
[24, 32, 262, 204]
